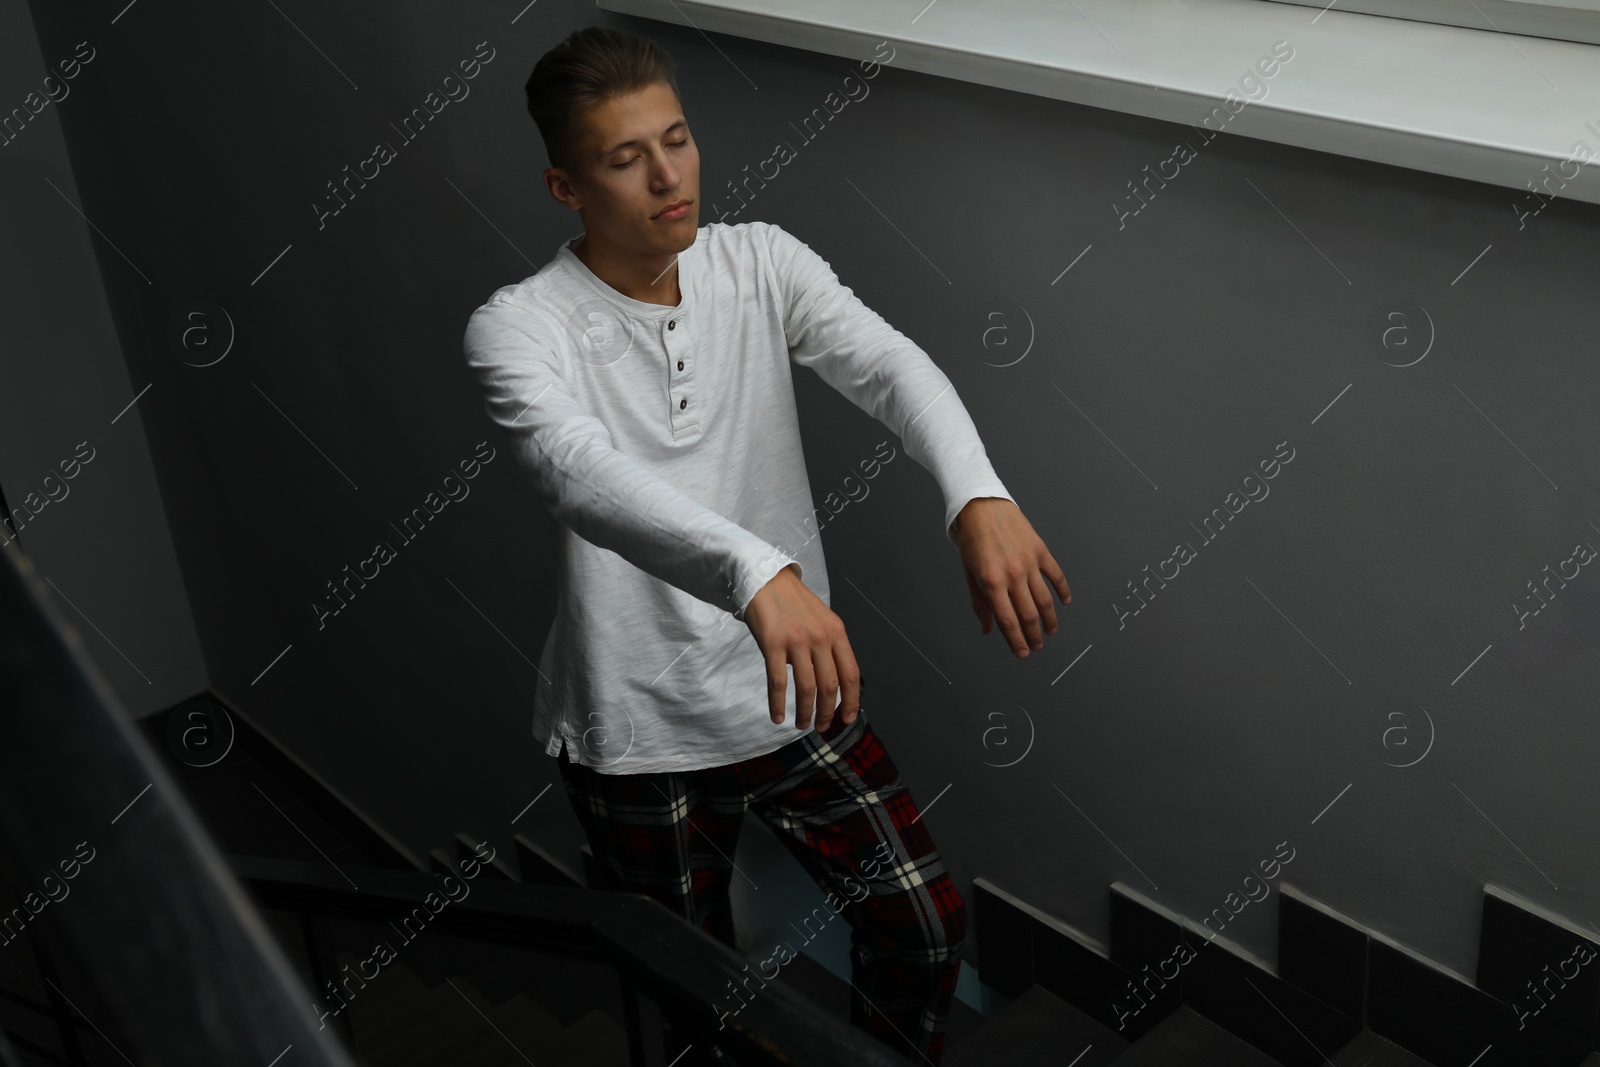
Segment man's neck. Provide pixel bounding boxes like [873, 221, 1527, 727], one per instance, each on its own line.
[573, 235, 682, 307]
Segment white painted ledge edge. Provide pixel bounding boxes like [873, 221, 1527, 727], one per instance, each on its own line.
[598, 0, 1600, 208]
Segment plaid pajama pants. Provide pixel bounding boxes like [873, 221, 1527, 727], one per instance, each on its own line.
[555, 704, 968, 1065]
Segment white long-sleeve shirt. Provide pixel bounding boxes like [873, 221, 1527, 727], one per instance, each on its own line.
[462, 220, 1015, 774]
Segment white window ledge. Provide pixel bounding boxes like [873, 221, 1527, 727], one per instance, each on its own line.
[599, 0, 1600, 207]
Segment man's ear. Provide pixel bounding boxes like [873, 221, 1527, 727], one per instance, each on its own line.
[545, 167, 584, 211]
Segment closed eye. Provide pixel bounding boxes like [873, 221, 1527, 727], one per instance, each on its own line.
[613, 139, 690, 169]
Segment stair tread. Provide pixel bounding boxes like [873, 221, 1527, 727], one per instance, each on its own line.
[945, 984, 1130, 1067]
[351, 979, 492, 1064]
[450, 995, 570, 1067]
[395, 988, 566, 1067]
[524, 1006, 631, 1067]
[191, 760, 358, 860]
[454, 944, 553, 1006]
[1109, 1006, 1284, 1066]
[388, 980, 501, 1067]
[337, 954, 435, 1034]
[379, 927, 501, 987]
[518, 955, 625, 1027]
[1328, 1029, 1439, 1066]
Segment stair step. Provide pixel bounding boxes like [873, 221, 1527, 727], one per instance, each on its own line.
[383, 928, 497, 987]
[397, 988, 565, 1067]
[1108, 1006, 1283, 1066]
[453, 944, 549, 1007]
[526, 1006, 631, 1067]
[1327, 1028, 1438, 1066]
[187, 757, 355, 862]
[945, 984, 1130, 1067]
[325, 935, 625, 1031]
[350, 978, 493, 1066]
[336, 954, 436, 1036]
[518, 955, 625, 1027]
[452, 994, 569, 1067]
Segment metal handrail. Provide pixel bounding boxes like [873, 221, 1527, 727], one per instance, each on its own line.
[0, 542, 357, 1066]
[0, 532, 913, 1066]
[229, 853, 915, 1066]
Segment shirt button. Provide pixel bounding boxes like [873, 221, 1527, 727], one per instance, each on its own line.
[679, 397, 687, 410]
[677, 360, 684, 371]
[668, 320, 677, 330]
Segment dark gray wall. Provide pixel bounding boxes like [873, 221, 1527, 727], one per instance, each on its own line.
[1, 0, 207, 715]
[23, 0, 1599, 986]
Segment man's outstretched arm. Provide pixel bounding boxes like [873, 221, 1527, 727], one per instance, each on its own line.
[463, 296, 796, 621]
[465, 295, 857, 732]
[760, 222, 1071, 658]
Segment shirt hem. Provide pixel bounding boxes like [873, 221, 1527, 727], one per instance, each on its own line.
[550, 723, 816, 775]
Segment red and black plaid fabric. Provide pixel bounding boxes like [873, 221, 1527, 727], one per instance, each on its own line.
[556, 705, 968, 1065]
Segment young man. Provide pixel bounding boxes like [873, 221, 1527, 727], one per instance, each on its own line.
[462, 26, 1070, 1066]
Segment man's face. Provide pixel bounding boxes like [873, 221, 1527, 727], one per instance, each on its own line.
[562, 81, 700, 252]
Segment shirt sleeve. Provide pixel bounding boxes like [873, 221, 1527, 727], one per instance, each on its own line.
[463, 295, 800, 620]
[758, 221, 1017, 545]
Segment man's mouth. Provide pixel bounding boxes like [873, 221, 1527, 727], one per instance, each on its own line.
[654, 199, 693, 220]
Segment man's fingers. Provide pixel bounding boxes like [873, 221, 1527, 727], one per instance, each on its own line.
[835, 637, 862, 724]
[983, 573, 1027, 655]
[1030, 570, 1059, 635]
[965, 569, 993, 634]
[793, 654, 817, 730]
[812, 646, 839, 733]
[1012, 573, 1044, 651]
[1045, 552, 1072, 604]
[746, 571, 866, 731]
[766, 650, 789, 724]
[957, 517, 1071, 656]
[984, 571, 1045, 655]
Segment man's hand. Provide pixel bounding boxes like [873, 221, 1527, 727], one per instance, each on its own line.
[954, 498, 1071, 658]
[743, 564, 861, 732]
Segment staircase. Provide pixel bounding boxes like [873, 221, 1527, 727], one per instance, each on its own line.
[285, 915, 634, 1067]
[265, 908, 890, 1067]
[10, 692, 1594, 1067]
[140, 702, 1440, 1067]
[127, 707, 695, 1067]
[943, 985, 1438, 1066]
[123, 701, 914, 1067]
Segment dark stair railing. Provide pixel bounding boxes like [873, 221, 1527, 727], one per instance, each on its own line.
[0, 540, 913, 1067]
